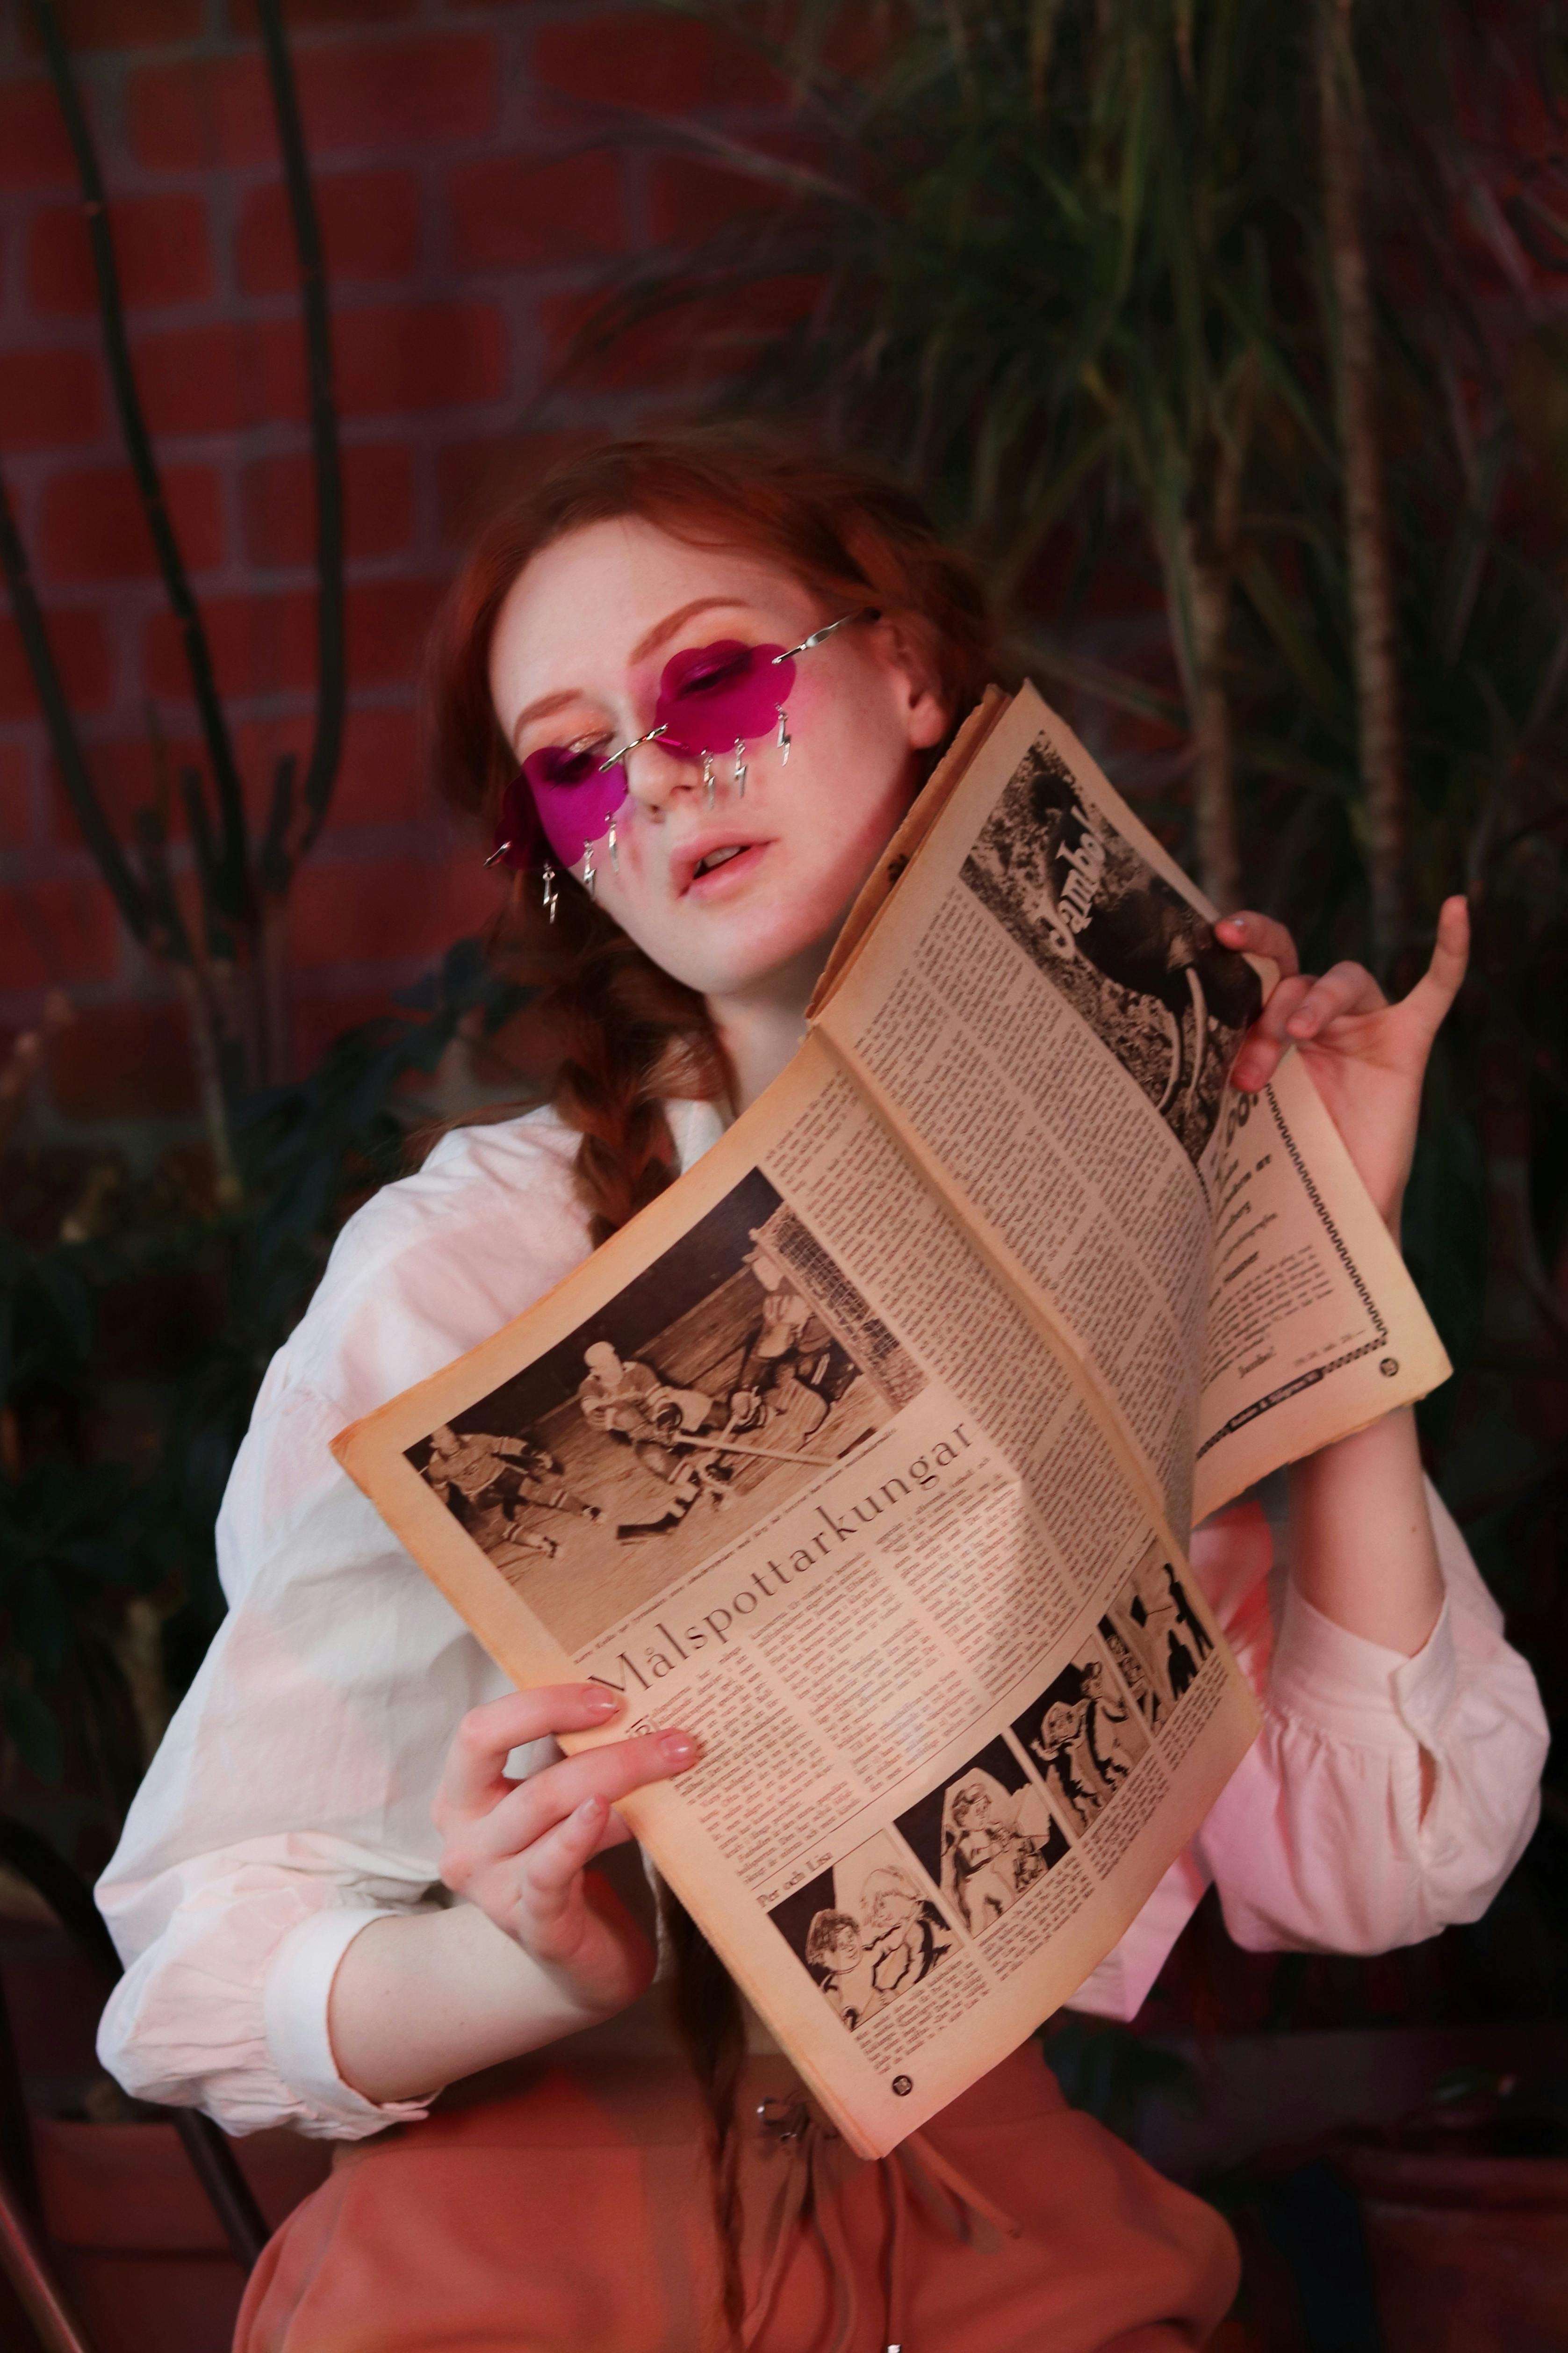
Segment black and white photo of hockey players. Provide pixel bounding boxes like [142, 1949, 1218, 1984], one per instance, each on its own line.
[1099, 1546, 1216, 1736]
[419, 1425, 605, 1562]
[767, 1830, 955, 2034]
[961, 737, 1262, 1163]
[1010, 1640, 1151, 1834]
[405, 1167, 925, 1654]
[893, 1734, 1070, 1939]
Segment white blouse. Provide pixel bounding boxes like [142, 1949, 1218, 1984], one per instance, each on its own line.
[96, 1101, 1548, 2141]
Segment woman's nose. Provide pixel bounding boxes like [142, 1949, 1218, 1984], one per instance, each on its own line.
[621, 734, 704, 818]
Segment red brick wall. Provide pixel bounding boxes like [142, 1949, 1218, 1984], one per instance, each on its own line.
[0, 0, 782, 1119]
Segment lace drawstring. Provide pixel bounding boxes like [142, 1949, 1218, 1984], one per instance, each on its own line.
[897, 2129, 1023, 2244]
[742, 2099, 842, 2352]
[741, 2097, 1023, 2353]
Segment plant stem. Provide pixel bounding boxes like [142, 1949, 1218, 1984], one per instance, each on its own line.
[173, 963, 244, 1209]
[1186, 351, 1259, 916]
[1316, 0, 1405, 969]
[259, 893, 293, 1090]
[26, 0, 253, 933]
[0, 467, 152, 945]
[1184, 536, 1242, 913]
[255, 0, 345, 873]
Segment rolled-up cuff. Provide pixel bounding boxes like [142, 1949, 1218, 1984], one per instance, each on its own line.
[263, 1907, 443, 2133]
[1271, 1586, 1457, 1751]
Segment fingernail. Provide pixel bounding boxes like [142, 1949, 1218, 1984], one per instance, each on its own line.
[660, 1731, 699, 1766]
[575, 1795, 604, 1823]
[1228, 914, 1246, 931]
[582, 1687, 619, 1714]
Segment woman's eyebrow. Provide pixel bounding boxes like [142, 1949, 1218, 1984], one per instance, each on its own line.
[627, 596, 753, 666]
[508, 598, 759, 750]
[508, 689, 583, 752]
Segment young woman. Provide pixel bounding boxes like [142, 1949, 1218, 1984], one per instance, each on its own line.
[96, 437, 1547, 2353]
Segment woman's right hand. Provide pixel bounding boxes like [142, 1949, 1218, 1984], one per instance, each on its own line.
[433, 1684, 699, 2020]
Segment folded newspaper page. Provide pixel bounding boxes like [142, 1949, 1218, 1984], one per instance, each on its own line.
[334, 685, 1449, 2159]
[810, 686, 1452, 1529]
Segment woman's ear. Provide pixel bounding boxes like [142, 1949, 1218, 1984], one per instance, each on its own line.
[873, 614, 950, 751]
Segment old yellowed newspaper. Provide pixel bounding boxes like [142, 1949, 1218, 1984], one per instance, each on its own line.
[334, 1031, 1256, 2158]
[813, 684, 1450, 1531]
[334, 681, 1446, 2160]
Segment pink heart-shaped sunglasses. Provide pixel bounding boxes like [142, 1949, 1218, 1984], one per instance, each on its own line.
[488, 608, 875, 906]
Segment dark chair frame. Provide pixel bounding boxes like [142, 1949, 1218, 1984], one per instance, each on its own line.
[0, 1816, 271, 2353]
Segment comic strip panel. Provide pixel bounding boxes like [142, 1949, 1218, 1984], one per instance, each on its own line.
[961, 738, 1262, 1163]
[893, 1734, 1070, 1942]
[404, 1167, 926, 1655]
[767, 1831, 957, 2035]
[1098, 1547, 1216, 1739]
[1010, 1639, 1151, 1835]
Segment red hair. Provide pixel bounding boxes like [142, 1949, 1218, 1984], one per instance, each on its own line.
[424, 429, 994, 2341]
[429, 429, 993, 835]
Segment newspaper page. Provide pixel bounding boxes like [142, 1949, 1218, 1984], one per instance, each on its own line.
[335, 1034, 1258, 2160]
[812, 684, 1451, 1533]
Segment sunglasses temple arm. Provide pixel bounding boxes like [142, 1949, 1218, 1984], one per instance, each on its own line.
[773, 606, 878, 664]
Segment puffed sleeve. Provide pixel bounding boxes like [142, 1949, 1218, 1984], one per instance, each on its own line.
[96, 1371, 505, 2139]
[1068, 1478, 1548, 2021]
[1198, 1479, 1547, 1952]
[95, 1113, 599, 2139]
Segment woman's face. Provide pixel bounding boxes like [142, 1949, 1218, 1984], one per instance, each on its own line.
[488, 517, 949, 1005]
[828, 1921, 863, 1969]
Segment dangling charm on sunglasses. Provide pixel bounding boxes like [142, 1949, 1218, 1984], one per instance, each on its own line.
[541, 859, 559, 924]
[702, 751, 717, 808]
[582, 844, 597, 901]
[607, 815, 619, 872]
[733, 738, 747, 798]
[775, 706, 791, 765]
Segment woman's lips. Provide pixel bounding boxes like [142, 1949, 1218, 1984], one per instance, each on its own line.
[680, 840, 770, 899]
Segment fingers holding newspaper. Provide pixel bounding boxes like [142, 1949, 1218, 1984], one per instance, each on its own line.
[1217, 896, 1470, 1231]
[434, 1685, 699, 2007]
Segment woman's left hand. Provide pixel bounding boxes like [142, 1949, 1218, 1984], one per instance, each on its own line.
[1214, 896, 1469, 1233]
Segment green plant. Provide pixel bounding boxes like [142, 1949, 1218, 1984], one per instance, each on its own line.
[0, 946, 534, 1827]
[568, 0, 1568, 2012]
[0, 0, 347, 1198]
[0, 0, 397, 1838]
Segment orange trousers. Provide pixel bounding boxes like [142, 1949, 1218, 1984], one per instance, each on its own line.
[236, 2042, 1238, 2353]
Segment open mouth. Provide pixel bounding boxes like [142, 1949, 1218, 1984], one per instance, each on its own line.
[682, 840, 768, 895]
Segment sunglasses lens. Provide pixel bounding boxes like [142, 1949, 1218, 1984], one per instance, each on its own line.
[655, 639, 795, 756]
[527, 743, 601, 787]
[509, 625, 827, 868]
[520, 747, 628, 869]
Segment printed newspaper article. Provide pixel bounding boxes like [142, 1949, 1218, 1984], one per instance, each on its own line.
[812, 686, 1450, 1529]
[335, 684, 1449, 2159]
